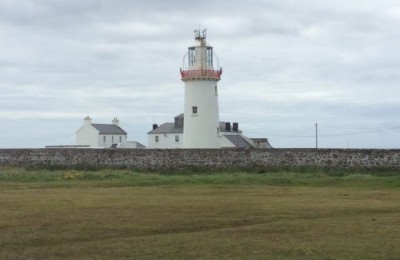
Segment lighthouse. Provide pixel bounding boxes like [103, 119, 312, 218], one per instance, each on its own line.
[180, 29, 223, 148]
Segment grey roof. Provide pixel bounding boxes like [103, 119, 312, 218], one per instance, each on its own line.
[148, 123, 183, 134]
[92, 124, 127, 135]
[250, 138, 273, 149]
[224, 135, 253, 148]
[134, 142, 146, 148]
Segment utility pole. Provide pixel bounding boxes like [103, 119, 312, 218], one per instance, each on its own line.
[315, 123, 318, 149]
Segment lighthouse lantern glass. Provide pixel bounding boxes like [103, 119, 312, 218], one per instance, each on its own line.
[207, 47, 213, 67]
[188, 47, 195, 67]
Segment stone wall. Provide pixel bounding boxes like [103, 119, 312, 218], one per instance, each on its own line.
[1, 148, 400, 170]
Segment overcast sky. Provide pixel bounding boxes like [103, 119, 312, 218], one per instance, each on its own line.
[1, 0, 400, 148]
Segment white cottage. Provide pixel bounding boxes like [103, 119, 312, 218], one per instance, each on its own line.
[147, 114, 184, 149]
[76, 116, 144, 148]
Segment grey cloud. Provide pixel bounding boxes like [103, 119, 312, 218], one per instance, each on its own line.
[1, 0, 399, 148]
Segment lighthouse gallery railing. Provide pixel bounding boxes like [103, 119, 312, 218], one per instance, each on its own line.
[180, 68, 222, 81]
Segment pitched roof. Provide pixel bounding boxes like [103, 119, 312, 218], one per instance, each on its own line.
[224, 135, 253, 148]
[147, 123, 183, 134]
[92, 124, 127, 135]
[131, 141, 146, 148]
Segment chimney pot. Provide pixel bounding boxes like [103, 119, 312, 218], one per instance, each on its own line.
[233, 122, 239, 132]
[225, 122, 231, 132]
[112, 117, 119, 126]
[84, 116, 92, 124]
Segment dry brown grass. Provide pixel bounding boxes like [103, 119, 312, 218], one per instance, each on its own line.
[1, 179, 400, 259]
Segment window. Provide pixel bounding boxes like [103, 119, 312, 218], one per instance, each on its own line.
[188, 48, 195, 66]
[112, 136, 114, 143]
[175, 135, 179, 142]
[207, 48, 213, 66]
[119, 136, 122, 142]
[103, 136, 106, 143]
[215, 86, 218, 96]
[192, 106, 198, 114]
[155, 136, 159, 142]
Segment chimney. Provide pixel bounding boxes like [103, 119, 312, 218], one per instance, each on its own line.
[232, 122, 239, 132]
[84, 116, 92, 125]
[112, 117, 119, 126]
[152, 124, 158, 130]
[225, 122, 231, 132]
[174, 115, 184, 128]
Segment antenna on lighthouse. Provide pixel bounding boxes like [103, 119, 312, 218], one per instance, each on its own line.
[194, 28, 207, 41]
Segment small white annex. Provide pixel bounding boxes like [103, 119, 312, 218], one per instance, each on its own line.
[76, 116, 145, 148]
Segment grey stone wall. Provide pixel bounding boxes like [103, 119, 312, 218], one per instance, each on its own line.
[0, 148, 399, 170]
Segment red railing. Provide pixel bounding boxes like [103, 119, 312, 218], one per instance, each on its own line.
[180, 68, 222, 81]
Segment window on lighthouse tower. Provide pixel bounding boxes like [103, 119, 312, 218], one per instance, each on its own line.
[192, 106, 198, 114]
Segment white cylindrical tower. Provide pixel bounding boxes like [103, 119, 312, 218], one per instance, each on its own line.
[180, 29, 222, 148]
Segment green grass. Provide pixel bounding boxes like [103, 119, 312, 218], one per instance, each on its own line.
[1, 167, 400, 189]
[1, 168, 400, 259]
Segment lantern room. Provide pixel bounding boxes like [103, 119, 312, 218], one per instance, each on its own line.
[180, 29, 222, 81]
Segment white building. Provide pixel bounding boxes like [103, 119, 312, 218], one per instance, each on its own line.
[147, 114, 271, 149]
[180, 29, 222, 148]
[147, 114, 184, 149]
[76, 116, 145, 148]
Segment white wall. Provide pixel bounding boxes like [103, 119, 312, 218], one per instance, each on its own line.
[118, 141, 144, 148]
[76, 124, 99, 147]
[183, 80, 220, 148]
[219, 133, 255, 148]
[98, 134, 127, 148]
[148, 133, 183, 149]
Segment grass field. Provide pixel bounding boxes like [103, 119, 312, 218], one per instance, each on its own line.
[1, 168, 400, 259]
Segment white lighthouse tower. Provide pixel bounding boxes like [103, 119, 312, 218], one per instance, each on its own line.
[180, 29, 223, 148]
